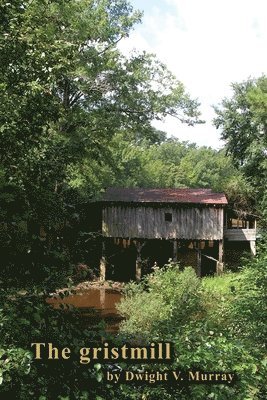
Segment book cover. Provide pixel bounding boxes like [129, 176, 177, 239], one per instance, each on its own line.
[0, 1, 266, 399]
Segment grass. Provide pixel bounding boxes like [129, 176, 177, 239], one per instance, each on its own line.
[202, 271, 242, 295]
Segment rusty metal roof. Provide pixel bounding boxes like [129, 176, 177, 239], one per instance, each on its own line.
[101, 188, 228, 205]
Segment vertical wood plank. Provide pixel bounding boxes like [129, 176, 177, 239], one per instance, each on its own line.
[102, 205, 224, 240]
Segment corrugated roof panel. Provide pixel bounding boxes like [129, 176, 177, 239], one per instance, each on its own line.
[101, 188, 228, 205]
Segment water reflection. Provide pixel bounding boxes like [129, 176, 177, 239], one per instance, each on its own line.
[47, 288, 123, 332]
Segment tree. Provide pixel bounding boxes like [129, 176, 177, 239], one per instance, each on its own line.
[0, 0, 202, 200]
[102, 134, 247, 199]
[0, 0, 203, 283]
[213, 76, 267, 210]
[0, 2, 203, 397]
[177, 147, 237, 191]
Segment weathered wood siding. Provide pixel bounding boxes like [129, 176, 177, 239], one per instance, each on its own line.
[102, 205, 224, 240]
[224, 229, 256, 241]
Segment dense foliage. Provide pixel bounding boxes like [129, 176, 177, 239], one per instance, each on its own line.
[116, 259, 267, 400]
[70, 131, 255, 213]
[0, 0, 203, 286]
[0, 288, 104, 399]
[0, 0, 203, 398]
[214, 75, 267, 218]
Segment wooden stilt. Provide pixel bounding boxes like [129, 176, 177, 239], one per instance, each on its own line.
[173, 239, 177, 262]
[100, 288, 105, 308]
[135, 241, 142, 281]
[196, 241, 201, 277]
[250, 220, 256, 255]
[250, 240, 256, 256]
[100, 240, 106, 281]
[216, 239, 224, 275]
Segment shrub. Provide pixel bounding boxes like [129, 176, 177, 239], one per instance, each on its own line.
[118, 265, 202, 338]
[116, 263, 267, 400]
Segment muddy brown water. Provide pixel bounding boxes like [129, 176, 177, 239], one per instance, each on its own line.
[47, 288, 123, 332]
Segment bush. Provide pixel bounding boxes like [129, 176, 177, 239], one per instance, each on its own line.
[116, 263, 267, 400]
[118, 265, 202, 338]
[0, 288, 113, 399]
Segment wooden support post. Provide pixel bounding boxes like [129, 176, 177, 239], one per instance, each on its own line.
[218, 240, 223, 263]
[135, 241, 142, 281]
[100, 288, 105, 309]
[173, 240, 177, 262]
[100, 240, 106, 281]
[216, 239, 224, 275]
[196, 241, 201, 277]
[250, 240, 256, 256]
